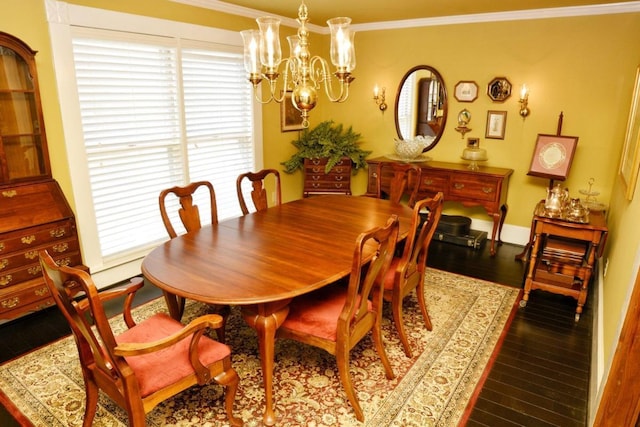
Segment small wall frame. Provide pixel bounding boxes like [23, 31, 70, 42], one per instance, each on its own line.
[527, 134, 579, 181]
[280, 91, 304, 132]
[485, 110, 507, 139]
[487, 77, 512, 102]
[454, 81, 479, 102]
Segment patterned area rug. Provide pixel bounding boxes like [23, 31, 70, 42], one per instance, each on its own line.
[0, 268, 519, 427]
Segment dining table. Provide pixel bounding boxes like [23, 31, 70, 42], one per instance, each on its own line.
[141, 194, 414, 425]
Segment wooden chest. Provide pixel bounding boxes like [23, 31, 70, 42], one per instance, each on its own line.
[303, 157, 352, 197]
[0, 179, 87, 320]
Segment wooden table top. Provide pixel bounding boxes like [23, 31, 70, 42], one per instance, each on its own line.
[141, 195, 414, 305]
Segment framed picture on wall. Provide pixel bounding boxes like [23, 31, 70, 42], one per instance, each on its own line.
[619, 66, 640, 201]
[485, 110, 507, 139]
[454, 81, 479, 102]
[527, 134, 579, 181]
[281, 91, 304, 132]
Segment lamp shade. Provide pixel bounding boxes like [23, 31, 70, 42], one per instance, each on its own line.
[257, 16, 282, 70]
[327, 17, 354, 71]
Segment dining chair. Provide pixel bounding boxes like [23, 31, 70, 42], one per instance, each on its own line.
[235, 168, 282, 215]
[367, 162, 422, 208]
[39, 250, 243, 427]
[158, 181, 227, 340]
[383, 192, 444, 357]
[276, 215, 400, 422]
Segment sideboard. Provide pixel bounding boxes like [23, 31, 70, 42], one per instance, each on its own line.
[366, 157, 513, 255]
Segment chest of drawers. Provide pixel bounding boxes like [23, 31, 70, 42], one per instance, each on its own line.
[303, 157, 352, 197]
[0, 180, 87, 320]
[366, 157, 513, 255]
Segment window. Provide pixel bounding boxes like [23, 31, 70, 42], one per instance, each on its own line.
[48, 4, 261, 287]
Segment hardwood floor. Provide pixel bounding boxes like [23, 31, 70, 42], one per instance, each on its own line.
[0, 240, 592, 426]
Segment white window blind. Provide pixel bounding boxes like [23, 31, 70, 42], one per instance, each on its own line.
[71, 30, 254, 263]
[397, 72, 415, 138]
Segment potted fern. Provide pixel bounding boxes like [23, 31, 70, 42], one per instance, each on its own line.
[281, 121, 371, 174]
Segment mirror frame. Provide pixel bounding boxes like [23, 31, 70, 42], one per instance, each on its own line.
[394, 65, 448, 152]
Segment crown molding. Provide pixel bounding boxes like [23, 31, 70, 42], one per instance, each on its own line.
[171, 0, 640, 33]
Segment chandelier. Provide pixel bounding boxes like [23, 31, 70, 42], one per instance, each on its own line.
[240, 1, 355, 128]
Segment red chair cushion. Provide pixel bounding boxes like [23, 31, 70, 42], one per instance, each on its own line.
[383, 257, 401, 291]
[116, 313, 230, 397]
[282, 284, 371, 341]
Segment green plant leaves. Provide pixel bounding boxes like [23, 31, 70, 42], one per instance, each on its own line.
[281, 121, 371, 174]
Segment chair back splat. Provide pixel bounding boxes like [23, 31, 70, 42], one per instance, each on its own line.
[383, 192, 444, 357]
[159, 181, 217, 239]
[236, 169, 282, 215]
[39, 250, 242, 427]
[276, 215, 400, 422]
[158, 180, 229, 329]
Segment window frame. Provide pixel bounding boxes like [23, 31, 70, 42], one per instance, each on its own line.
[47, 2, 263, 287]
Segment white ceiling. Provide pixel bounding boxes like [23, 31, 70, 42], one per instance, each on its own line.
[175, 0, 640, 27]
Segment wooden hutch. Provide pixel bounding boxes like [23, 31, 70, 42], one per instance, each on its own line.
[0, 32, 86, 320]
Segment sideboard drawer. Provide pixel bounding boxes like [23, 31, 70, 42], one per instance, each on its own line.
[449, 175, 500, 202]
[419, 173, 449, 194]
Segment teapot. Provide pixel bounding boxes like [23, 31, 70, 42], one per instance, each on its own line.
[545, 184, 569, 214]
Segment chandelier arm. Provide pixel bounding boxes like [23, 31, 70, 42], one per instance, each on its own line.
[310, 56, 349, 103]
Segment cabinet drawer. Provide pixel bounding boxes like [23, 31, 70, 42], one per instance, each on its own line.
[0, 252, 83, 288]
[0, 278, 53, 317]
[449, 176, 500, 202]
[304, 181, 350, 192]
[0, 220, 75, 254]
[0, 238, 79, 272]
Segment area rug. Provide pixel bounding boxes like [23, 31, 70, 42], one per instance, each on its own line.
[0, 268, 519, 427]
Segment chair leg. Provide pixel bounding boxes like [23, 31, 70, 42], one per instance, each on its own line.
[392, 297, 413, 358]
[372, 318, 395, 380]
[336, 344, 364, 422]
[214, 359, 243, 426]
[82, 378, 98, 427]
[416, 281, 433, 331]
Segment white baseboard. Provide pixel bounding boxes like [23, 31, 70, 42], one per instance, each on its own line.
[469, 218, 531, 246]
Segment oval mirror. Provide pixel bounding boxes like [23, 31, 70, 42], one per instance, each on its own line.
[394, 65, 448, 152]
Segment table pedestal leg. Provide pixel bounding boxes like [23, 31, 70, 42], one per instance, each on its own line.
[242, 301, 290, 426]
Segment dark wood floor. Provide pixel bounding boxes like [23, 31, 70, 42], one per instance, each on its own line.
[0, 239, 592, 426]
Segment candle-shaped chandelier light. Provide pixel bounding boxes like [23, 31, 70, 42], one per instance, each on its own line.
[241, 1, 355, 128]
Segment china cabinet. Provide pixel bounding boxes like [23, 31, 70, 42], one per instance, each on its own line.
[0, 32, 86, 320]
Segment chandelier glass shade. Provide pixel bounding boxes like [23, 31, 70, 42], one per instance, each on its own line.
[240, 1, 355, 128]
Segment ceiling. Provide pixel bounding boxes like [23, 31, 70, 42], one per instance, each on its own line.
[207, 0, 640, 25]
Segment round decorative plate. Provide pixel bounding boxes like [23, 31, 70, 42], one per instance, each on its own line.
[538, 142, 566, 170]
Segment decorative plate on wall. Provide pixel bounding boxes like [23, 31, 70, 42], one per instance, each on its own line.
[487, 77, 512, 102]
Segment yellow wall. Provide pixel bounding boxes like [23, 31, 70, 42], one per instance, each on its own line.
[3, 0, 640, 389]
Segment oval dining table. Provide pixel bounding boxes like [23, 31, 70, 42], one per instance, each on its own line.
[141, 194, 414, 425]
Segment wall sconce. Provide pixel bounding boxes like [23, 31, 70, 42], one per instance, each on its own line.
[519, 84, 530, 118]
[373, 85, 387, 112]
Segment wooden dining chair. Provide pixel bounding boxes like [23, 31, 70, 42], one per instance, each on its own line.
[235, 168, 282, 215]
[386, 162, 423, 207]
[39, 250, 243, 427]
[368, 162, 422, 208]
[276, 215, 400, 422]
[383, 192, 444, 357]
[158, 181, 227, 340]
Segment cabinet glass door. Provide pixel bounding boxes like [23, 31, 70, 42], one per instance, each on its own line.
[0, 33, 50, 183]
